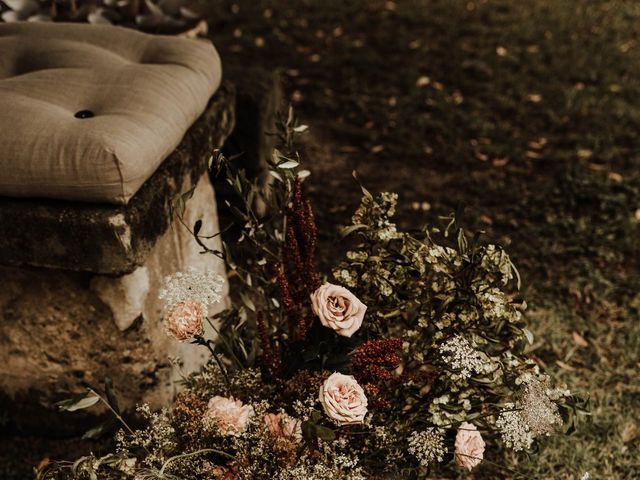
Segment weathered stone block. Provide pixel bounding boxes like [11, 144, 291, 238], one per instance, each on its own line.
[0, 172, 227, 433]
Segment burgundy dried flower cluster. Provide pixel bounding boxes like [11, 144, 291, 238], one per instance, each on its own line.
[256, 179, 321, 376]
[257, 311, 281, 375]
[276, 178, 321, 341]
[351, 338, 403, 409]
[352, 338, 403, 383]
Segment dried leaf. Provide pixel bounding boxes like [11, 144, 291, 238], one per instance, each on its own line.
[572, 332, 589, 347]
[416, 76, 431, 87]
[608, 172, 623, 182]
[621, 421, 637, 443]
[555, 360, 576, 371]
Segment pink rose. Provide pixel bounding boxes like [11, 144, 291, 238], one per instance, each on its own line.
[203, 396, 254, 436]
[319, 372, 368, 425]
[264, 413, 302, 443]
[310, 283, 367, 337]
[165, 301, 205, 341]
[454, 422, 485, 471]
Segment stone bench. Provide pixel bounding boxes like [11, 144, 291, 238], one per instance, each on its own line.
[0, 22, 234, 432]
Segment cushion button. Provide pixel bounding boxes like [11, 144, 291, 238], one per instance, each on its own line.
[74, 110, 95, 119]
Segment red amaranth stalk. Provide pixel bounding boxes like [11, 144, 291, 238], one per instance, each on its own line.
[257, 311, 280, 373]
[276, 178, 321, 341]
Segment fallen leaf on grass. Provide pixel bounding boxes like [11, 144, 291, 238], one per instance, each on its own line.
[578, 149, 593, 159]
[555, 360, 577, 371]
[492, 157, 509, 167]
[416, 75, 431, 87]
[527, 93, 542, 103]
[608, 172, 623, 182]
[572, 331, 589, 347]
[620, 40, 636, 52]
[496, 46, 508, 57]
[339, 146, 359, 153]
[370, 145, 385, 154]
[588, 162, 605, 171]
[528, 137, 548, 150]
[621, 421, 637, 443]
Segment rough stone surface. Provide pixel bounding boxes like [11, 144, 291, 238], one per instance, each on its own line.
[91, 266, 150, 331]
[0, 172, 228, 434]
[0, 82, 235, 275]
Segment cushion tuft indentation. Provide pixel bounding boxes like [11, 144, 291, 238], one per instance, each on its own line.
[0, 22, 222, 205]
[74, 110, 95, 119]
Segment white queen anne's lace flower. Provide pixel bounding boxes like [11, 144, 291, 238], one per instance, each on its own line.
[407, 428, 446, 467]
[439, 335, 489, 378]
[520, 376, 563, 436]
[159, 267, 224, 315]
[496, 403, 533, 451]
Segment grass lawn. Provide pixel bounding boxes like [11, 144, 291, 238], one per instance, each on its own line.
[205, 0, 640, 478]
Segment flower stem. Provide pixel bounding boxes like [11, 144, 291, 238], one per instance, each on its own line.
[159, 448, 235, 476]
[194, 336, 232, 394]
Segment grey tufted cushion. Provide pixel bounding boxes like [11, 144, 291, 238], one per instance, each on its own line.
[0, 22, 222, 204]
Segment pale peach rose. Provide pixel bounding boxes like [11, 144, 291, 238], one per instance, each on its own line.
[203, 396, 254, 436]
[319, 372, 368, 425]
[310, 283, 367, 337]
[264, 412, 302, 443]
[454, 422, 485, 471]
[165, 301, 205, 341]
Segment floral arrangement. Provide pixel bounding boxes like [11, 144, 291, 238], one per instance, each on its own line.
[41, 111, 586, 479]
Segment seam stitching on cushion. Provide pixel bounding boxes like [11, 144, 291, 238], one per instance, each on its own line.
[107, 145, 127, 204]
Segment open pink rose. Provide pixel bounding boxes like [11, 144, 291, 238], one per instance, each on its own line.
[454, 422, 485, 471]
[319, 372, 368, 425]
[310, 283, 367, 337]
[264, 412, 302, 443]
[203, 396, 254, 436]
[165, 301, 205, 341]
